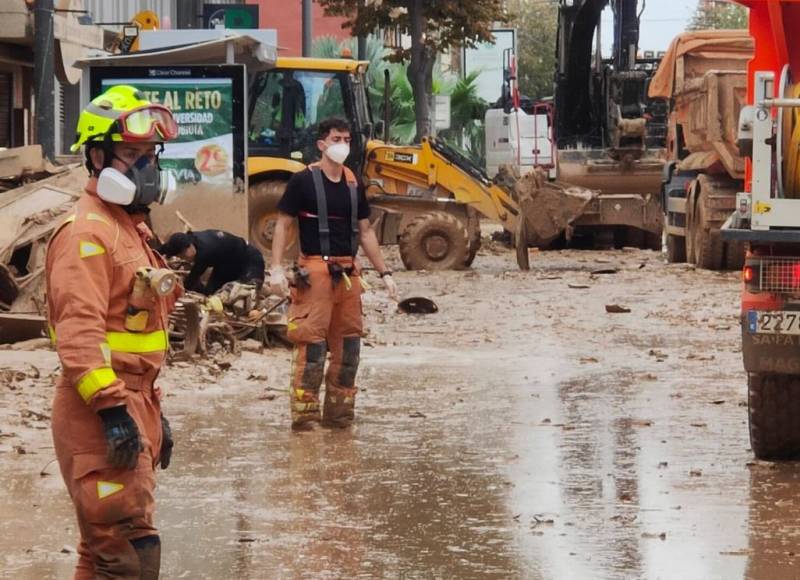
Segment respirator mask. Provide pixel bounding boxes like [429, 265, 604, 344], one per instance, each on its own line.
[324, 143, 351, 165]
[96, 155, 177, 209]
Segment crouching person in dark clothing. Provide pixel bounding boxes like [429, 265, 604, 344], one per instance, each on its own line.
[159, 230, 265, 295]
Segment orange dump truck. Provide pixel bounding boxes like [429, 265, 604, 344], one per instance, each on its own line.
[650, 30, 753, 270]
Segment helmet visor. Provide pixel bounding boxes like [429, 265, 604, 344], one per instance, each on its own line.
[118, 105, 178, 142]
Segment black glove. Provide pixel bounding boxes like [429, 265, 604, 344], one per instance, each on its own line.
[97, 405, 142, 470]
[159, 414, 174, 470]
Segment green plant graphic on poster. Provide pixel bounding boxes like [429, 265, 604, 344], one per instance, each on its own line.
[101, 78, 234, 185]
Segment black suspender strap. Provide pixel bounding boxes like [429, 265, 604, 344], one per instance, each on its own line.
[310, 166, 331, 258]
[310, 165, 360, 258]
[348, 181, 359, 258]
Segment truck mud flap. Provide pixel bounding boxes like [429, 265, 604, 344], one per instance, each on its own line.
[742, 323, 800, 375]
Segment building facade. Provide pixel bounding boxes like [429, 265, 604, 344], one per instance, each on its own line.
[0, 0, 34, 150]
[245, 0, 350, 56]
[0, 0, 351, 157]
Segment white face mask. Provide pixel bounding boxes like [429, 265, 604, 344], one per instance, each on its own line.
[324, 142, 350, 165]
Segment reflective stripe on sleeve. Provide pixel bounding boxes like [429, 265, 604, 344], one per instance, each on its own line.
[106, 330, 168, 353]
[49, 328, 168, 354]
[77, 367, 118, 402]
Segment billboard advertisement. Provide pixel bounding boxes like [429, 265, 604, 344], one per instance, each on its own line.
[88, 65, 248, 239]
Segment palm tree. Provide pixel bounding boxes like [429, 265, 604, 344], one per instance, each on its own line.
[311, 35, 490, 167]
[439, 71, 489, 166]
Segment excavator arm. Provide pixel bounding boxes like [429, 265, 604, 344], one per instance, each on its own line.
[364, 137, 521, 233]
[555, 0, 653, 150]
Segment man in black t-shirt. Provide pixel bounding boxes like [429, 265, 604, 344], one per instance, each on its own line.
[270, 117, 398, 430]
[159, 229, 265, 295]
[277, 161, 372, 256]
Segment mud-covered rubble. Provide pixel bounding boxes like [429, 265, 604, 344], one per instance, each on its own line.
[0, 150, 87, 343]
[168, 281, 290, 361]
[0, 153, 292, 351]
[0, 146, 66, 193]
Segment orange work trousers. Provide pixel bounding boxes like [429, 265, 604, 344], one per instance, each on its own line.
[286, 256, 363, 428]
[52, 371, 163, 579]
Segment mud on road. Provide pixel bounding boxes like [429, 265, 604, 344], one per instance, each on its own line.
[0, 242, 794, 579]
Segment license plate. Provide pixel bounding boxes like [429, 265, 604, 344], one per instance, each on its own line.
[748, 310, 800, 334]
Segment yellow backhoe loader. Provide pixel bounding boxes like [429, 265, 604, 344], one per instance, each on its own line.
[247, 57, 527, 270]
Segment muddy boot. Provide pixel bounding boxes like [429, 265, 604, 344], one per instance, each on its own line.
[291, 412, 321, 431]
[131, 535, 161, 580]
[322, 387, 356, 428]
[289, 341, 326, 430]
[291, 390, 322, 431]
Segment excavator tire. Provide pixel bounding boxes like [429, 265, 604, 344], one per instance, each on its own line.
[691, 189, 723, 270]
[248, 179, 298, 259]
[465, 215, 482, 268]
[749, 373, 800, 460]
[398, 211, 471, 271]
[666, 234, 686, 263]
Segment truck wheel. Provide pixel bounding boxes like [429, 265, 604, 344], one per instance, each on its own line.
[691, 190, 723, 270]
[666, 234, 686, 263]
[749, 373, 800, 460]
[248, 180, 298, 259]
[684, 225, 696, 265]
[399, 211, 471, 271]
[685, 182, 698, 264]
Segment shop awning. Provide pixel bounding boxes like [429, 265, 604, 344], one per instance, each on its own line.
[75, 32, 277, 73]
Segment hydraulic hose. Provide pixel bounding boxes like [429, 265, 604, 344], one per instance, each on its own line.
[783, 81, 800, 198]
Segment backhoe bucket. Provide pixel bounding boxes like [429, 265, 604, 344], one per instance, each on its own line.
[513, 168, 596, 248]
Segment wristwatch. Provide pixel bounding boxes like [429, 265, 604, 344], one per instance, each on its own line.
[379, 270, 393, 278]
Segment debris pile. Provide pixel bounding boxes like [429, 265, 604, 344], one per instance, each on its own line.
[0, 145, 65, 193]
[168, 282, 288, 360]
[0, 147, 86, 344]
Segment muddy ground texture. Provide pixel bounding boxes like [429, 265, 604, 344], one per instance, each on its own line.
[0, 240, 797, 580]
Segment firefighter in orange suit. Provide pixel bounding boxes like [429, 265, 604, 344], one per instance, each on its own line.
[46, 85, 181, 579]
[270, 117, 399, 430]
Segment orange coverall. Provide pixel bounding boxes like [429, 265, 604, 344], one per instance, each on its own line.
[286, 164, 364, 428]
[288, 255, 363, 427]
[46, 181, 178, 579]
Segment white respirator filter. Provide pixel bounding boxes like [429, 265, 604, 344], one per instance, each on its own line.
[158, 170, 178, 205]
[97, 167, 137, 206]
